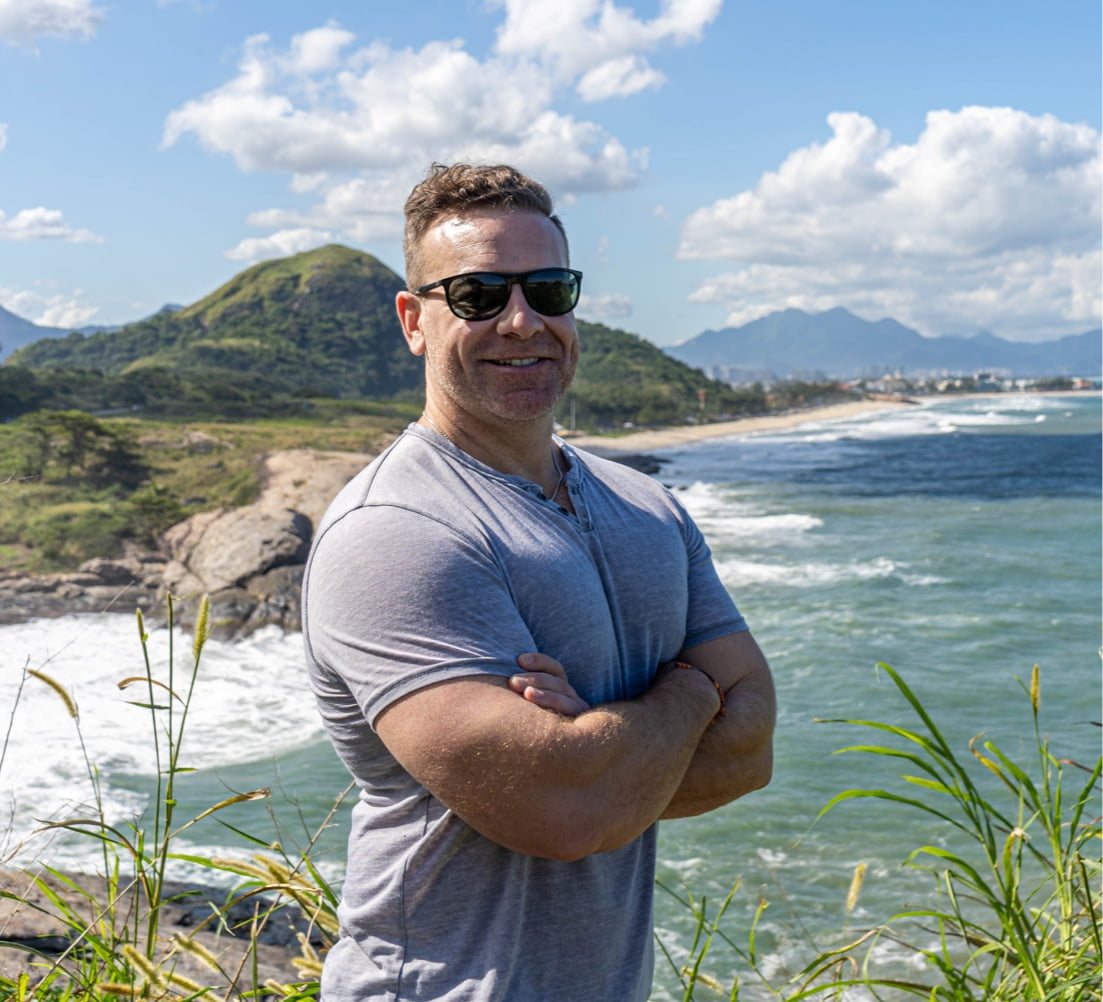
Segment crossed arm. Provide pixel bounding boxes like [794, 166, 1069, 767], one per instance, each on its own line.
[374, 630, 775, 861]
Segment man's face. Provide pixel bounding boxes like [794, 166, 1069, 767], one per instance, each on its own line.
[398, 208, 579, 432]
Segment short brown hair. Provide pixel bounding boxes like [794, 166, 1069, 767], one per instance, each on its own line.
[402, 163, 568, 288]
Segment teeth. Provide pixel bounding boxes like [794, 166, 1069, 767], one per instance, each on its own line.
[495, 358, 540, 367]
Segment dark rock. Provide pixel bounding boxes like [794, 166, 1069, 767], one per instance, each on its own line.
[78, 557, 150, 585]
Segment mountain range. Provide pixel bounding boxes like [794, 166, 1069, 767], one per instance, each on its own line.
[4, 249, 1098, 383]
[667, 307, 1100, 380]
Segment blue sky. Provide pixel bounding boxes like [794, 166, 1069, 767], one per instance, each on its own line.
[1, 0, 1099, 347]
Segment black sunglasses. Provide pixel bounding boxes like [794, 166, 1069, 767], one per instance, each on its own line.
[414, 268, 583, 320]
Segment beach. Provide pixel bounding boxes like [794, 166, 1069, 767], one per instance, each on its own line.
[565, 396, 911, 453]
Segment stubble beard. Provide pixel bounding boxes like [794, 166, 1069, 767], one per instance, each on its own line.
[423, 344, 576, 429]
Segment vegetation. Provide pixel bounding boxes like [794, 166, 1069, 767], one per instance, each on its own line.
[9, 246, 422, 402]
[1, 619, 1096, 999]
[0, 369, 858, 573]
[0, 243, 861, 574]
[658, 664, 1101, 1000]
[0, 405, 416, 573]
[561, 322, 773, 429]
[1, 597, 341, 1000]
[3, 243, 864, 433]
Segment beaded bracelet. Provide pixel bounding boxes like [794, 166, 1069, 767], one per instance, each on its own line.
[674, 661, 727, 720]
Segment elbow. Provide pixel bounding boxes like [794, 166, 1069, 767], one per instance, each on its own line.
[748, 746, 774, 793]
[491, 803, 645, 863]
[516, 819, 638, 863]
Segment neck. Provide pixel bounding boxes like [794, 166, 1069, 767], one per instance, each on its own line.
[419, 408, 563, 496]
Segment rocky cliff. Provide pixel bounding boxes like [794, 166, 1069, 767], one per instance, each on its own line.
[0, 448, 377, 637]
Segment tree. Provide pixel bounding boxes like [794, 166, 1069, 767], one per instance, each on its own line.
[12, 410, 146, 486]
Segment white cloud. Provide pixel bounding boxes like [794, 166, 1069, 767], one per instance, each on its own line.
[577, 54, 665, 101]
[578, 291, 634, 321]
[0, 0, 104, 44]
[1, 286, 99, 328]
[161, 5, 710, 261]
[680, 107, 1102, 339]
[493, 0, 720, 99]
[0, 206, 101, 242]
[224, 227, 335, 264]
[161, 30, 635, 186]
[0, 124, 7, 151]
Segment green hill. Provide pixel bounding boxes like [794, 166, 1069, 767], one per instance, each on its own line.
[11, 245, 421, 400]
[8, 244, 764, 428]
[564, 321, 767, 429]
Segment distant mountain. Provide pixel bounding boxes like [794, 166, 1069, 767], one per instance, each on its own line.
[667, 307, 1101, 380]
[0, 306, 69, 359]
[0, 304, 186, 360]
[10, 246, 423, 398]
[565, 320, 770, 428]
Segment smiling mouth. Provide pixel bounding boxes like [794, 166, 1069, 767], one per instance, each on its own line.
[489, 358, 544, 367]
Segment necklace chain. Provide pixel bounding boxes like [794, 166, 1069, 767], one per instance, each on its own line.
[420, 413, 566, 502]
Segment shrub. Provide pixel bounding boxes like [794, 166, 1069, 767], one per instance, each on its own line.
[22, 502, 129, 562]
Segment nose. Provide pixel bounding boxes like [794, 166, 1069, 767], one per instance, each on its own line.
[496, 283, 542, 339]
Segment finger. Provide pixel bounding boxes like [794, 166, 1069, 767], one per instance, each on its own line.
[510, 671, 568, 694]
[518, 684, 587, 717]
[516, 652, 568, 679]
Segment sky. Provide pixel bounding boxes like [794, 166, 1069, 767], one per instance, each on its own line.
[0, 0, 1099, 348]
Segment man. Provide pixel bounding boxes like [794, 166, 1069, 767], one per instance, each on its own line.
[302, 162, 775, 1001]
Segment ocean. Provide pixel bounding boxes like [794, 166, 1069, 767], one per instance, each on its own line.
[2, 392, 1099, 998]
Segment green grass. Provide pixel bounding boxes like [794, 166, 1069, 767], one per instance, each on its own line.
[0, 407, 415, 573]
[1, 597, 341, 1000]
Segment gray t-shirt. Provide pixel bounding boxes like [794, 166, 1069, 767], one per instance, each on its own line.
[303, 425, 746, 1001]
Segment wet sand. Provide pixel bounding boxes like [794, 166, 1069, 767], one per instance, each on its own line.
[565, 396, 912, 454]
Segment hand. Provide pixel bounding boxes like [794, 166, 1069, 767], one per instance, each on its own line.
[509, 653, 590, 717]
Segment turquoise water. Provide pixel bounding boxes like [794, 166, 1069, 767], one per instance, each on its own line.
[3, 393, 1098, 999]
[648, 393, 1101, 997]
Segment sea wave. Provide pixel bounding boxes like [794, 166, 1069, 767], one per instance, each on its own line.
[714, 555, 946, 589]
[674, 482, 823, 536]
[745, 393, 1088, 443]
[1, 614, 316, 867]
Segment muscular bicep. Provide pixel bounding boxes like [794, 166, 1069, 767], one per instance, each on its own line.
[375, 674, 608, 858]
[306, 506, 537, 720]
[680, 629, 773, 700]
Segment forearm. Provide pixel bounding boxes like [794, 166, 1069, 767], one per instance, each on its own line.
[549, 667, 720, 855]
[658, 631, 777, 818]
[660, 673, 776, 818]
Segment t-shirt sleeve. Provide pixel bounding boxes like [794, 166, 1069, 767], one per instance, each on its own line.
[305, 503, 537, 727]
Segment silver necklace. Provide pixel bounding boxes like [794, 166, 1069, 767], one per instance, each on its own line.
[420, 413, 566, 501]
[420, 412, 450, 441]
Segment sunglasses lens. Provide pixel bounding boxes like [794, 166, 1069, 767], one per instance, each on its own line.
[440, 269, 581, 319]
[524, 270, 580, 316]
[446, 274, 510, 320]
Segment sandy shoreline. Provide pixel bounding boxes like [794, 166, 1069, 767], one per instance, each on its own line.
[565, 396, 911, 454]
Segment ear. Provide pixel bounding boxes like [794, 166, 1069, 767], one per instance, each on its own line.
[396, 290, 426, 356]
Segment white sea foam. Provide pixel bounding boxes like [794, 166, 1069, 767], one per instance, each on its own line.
[673, 481, 823, 539]
[714, 555, 944, 589]
[745, 393, 1074, 444]
[1, 614, 317, 866]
